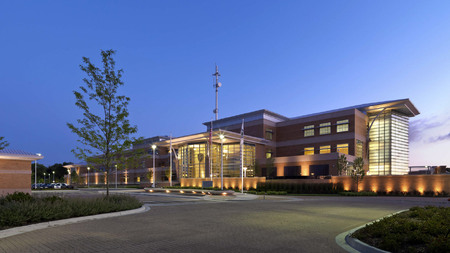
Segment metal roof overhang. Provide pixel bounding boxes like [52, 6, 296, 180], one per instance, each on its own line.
[155, 130, 269, 147]
[362, 99, 420, 117]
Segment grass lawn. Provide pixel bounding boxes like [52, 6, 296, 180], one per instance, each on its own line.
[352, 206, 449, 253]
[0, 192, 142, 230]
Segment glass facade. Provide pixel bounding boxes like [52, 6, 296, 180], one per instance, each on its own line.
[369, 111, 409, 175]
[179, 142, 255, 178]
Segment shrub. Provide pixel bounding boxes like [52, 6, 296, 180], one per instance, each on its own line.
[352, 206, 450, 253]
[0, 193, 142, 230]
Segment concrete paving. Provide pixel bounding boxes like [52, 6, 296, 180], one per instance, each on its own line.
[1, 190, 448, 253]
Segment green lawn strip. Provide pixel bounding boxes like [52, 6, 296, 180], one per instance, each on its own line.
[0, 192, 142, 230]
[352, 206, 450, 253]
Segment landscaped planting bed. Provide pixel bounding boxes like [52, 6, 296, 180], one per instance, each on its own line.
[352, 206, 449, 253]
[0, 192, 142, 230]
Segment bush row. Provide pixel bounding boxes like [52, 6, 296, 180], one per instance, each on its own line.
[255, 182, 344, 194]
[0, 192, 142, 230]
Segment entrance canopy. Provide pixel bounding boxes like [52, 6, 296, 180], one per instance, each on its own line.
[155, 130, 269, 148]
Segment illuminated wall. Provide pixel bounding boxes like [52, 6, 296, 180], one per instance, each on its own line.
[331, 175, 449, 193]
[180, 177, 266, 190]
[369, 111, 409, 175]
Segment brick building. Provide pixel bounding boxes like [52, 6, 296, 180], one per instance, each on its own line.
[0, 149, 43, 196]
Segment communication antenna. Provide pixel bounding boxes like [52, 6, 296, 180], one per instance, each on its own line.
[212, 65, 221, 120]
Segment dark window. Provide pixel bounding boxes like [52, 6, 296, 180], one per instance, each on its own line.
[265, 129, 273, 140]
[284, 166, 301, 177]
[309, 164, 329, 176]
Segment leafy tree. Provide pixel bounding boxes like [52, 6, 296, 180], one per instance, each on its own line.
[336, 154, 348, 176]
[0, 137, 8, 150]
[48, 162, 72, 182]
[350, 157, 365, 192]
[70, 170, 79, 185]
[67, 50, 138, 196]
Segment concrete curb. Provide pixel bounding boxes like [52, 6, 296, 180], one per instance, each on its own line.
[0, 204, 150, 240]
[335, 209, 408, 253]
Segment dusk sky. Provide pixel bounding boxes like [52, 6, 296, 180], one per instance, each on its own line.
[1, 1, 449, 166]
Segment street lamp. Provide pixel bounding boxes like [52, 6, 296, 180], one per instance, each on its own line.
[52, 171, 55, 183]
[219, 134, 225, 191]
[115, 164, 118, 189]
[152, 144, 156, 188]
[43, 172, 46, 184]
[34, 153, 41, 189]
[87, 167, 90, 188]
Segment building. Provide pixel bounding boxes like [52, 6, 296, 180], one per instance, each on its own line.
[76, 98, 419, 186]
[154, 98, 419, 180]
[0, 149, 43, 196]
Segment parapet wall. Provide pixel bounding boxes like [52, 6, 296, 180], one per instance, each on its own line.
[331, 174, 449, 193]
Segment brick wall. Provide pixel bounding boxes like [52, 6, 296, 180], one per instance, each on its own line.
[0, 159, 32, 196]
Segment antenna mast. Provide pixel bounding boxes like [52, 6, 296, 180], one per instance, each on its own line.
[212, 65, 221, 120]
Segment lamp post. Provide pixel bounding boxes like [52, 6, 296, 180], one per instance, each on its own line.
[87, 167, 90, 188]
[52, 171, 55, 183]
[34, 153, 41, 189]
[115, 164, 118, 189]
[43, 172, 46, 184]
[152, 144, 156, 188]
[219, 134, 225, 191]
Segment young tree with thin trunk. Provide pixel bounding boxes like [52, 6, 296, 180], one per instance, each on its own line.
[336, 154, 348, 176]
[351, 157, 365, 192]
[67, 49, 138, 196]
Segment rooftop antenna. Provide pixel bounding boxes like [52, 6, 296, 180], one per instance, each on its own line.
[212, 65, 221, 120]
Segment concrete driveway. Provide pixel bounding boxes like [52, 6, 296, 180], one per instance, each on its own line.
[0, 190, 448, 253]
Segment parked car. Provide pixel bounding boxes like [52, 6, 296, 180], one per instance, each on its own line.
[62, 183, 74, 189]
[53, 183, 63, 189]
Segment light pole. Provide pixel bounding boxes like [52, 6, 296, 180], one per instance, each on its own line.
[87, 167, 90, 188]
[152, 144, 156, 188]
[34, 153, 42, 188]
[219, 134, 225, 191]
[52, 171, 55, 183]
[115, 164, 118, 189]
[43, 172, 46, 184]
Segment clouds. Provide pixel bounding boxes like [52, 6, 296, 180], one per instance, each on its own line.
[409, 116, 450, 143]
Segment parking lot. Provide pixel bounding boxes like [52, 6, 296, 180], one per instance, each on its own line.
[1, 189, 448, 253]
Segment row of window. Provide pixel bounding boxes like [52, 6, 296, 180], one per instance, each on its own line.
[303, 119, 349, 137]
[304, 143, 349, 155]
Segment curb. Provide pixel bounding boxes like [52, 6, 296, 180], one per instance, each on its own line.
[0, 204, 150, 240]
[335, 209, 408, 253]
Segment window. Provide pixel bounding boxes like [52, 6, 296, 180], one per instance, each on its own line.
[265, 129, 273, 140]
[319, 145, 331, 154]
[304, 125, 314, 137]
[266, 149, 273, 159]
[337, 144, 349, 154]
[304, 147, 314, 155]
[136, 177, 140, 183]
[337, 119, 349, 132]
[356, 140, 363, 157]
[319, 122, 331, 135]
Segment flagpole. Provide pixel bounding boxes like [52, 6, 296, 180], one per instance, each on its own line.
[169, 134, 172, 187]
[240, 119, 244, 194]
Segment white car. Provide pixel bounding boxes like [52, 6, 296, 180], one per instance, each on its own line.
[53, 183, 63, 189]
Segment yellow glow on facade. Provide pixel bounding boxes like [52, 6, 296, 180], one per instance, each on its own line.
[166, 190, 170, 193]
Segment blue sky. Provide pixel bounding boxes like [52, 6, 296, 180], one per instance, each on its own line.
[1, 1, 449, 166]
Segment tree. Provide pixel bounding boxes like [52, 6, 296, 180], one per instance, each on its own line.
[67, 49, 138, 196]
[0, 137, 9, 150]
[350, 157, 365, 192]
[336, 154, 348, 176]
